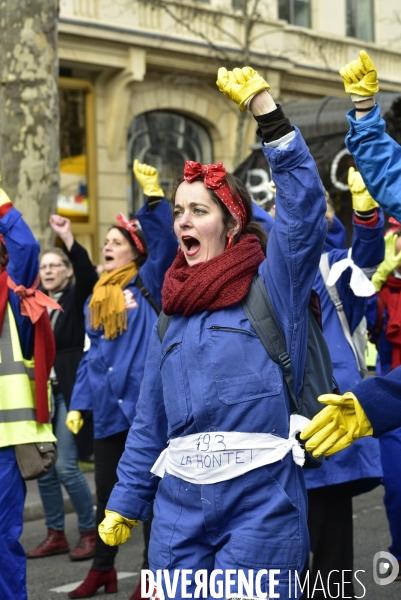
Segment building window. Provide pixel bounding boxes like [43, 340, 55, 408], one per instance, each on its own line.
[58, 78, 98, 259]
[127, 111, 213, 214]
[346, 0, 374, 42]
[232, 0, 243, 9]
[278, 0, 311, 28]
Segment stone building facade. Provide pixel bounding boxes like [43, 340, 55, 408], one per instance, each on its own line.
[57, 0, 401, 259]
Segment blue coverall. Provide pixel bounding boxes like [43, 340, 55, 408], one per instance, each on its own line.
[0, 206, 41, 600]
[107, 129, 327, 599]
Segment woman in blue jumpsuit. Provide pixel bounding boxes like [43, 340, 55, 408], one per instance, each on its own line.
[101, 69, 327, 600]
[302, 204, 384, 598]
[66, 184, 177, 599]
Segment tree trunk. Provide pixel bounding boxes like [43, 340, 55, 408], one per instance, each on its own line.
[0, 0, 59, 247]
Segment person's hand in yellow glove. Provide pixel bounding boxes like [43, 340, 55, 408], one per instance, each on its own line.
[348, 166, 379, 212]
[65, 410, 84, 435]
[0, 187, 12, 206]
[299, 392, 373, 457]
[371, 232, 401, 292]
[216, 66, 270, 112]
[98, 509, 138, 546]
[133, 159, 164, 198]
[339, 50, 379, 101]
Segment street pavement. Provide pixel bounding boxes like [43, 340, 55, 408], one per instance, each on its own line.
[21, 473, 401, 599]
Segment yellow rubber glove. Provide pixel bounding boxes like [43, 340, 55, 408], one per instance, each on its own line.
[371, 232, 401, 292]
[133, 159, 164, 198]
[348, 167, 379, 212]
[216, 66, 270, 112]
[0, 187, 12, 206]
[98, 509, 138, 546]
[339, 50, 379, 99]
[300, 392, 373, 457]
[65, 410, 84, 435]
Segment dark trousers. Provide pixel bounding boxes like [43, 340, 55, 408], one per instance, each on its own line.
[300, 483, 355, 599]
[93, 430, 153, 571]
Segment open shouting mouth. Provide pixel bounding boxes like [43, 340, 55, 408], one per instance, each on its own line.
[181, 236, 200, 257]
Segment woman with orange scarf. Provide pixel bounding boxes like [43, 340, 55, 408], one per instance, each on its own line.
[65, 161, 177, 599]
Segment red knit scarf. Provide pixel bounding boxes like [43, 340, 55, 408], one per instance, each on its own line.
[0, 269, 56, 423]
[378, 275, 401, 370]
[162, 234, 265, 316]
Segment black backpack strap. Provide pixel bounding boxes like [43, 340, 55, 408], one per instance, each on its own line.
[157, 311, 173, 342]
[134, 274, 161, 316]
[242, 275, 299, 413]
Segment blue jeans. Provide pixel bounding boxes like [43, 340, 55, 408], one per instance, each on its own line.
[0, 447, 27, 600]
[38, 392, 95, 532]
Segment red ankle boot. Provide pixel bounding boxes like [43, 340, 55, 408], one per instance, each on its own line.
[68, 568, 117, 598]
[69, 531, 96, 561]
[26, 528, 69, 558]
[130, 574, 150, 600]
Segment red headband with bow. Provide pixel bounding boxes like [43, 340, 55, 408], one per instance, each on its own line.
[116, 213, 145, 255]
[183, 161, 246, 230]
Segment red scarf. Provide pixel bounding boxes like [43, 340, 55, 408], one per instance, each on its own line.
[162, 234, 265, 316]
[378, 275, 401, 370]
[0, 269, 58, 423]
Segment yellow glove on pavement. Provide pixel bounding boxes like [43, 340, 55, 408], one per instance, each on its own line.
[371, 232, 401, 292]
[133, 159, 164, 198]
[0, 187, 12, 206]
[299, 392, 373, 457]
[339, 50, 379, 100]
[65, 410, 84, 435]
[348, 167, 378, 212]
[216, 66, 270, 112]
[98, 509, 138, 546]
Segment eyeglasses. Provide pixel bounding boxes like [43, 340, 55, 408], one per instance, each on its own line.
[39, 263, 65, 271]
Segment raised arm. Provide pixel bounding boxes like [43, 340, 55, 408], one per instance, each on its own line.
[0, 188, 39, 288]
[216, 67, 327, 393]
[340, 51, 401, 222]
[49, 214, 98, 308]
[133, 160, 177, 308]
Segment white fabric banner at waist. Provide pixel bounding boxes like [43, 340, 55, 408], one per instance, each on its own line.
[151, 414, 310, 484]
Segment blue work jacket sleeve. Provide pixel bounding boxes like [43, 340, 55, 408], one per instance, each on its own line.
[345, 104, 401, 223]
[350, 366, 401, 437]
[252, 200, 274, 233]
[106, 325, 168, 520]
[69, 352, 94, 411]
[0, 206, 40, 358]
[330, 211, 384, 333]
[136, 198, 177, 309]
[260, 128, 327, 395]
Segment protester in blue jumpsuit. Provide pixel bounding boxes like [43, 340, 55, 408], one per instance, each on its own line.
[98, 67, 327, 600]
[65, 161, 177, 599]
[301, 181, 384, 598]
[301, 48, 401, 508]
[362, 231, 401, 575]
[0, 189, 57, 600]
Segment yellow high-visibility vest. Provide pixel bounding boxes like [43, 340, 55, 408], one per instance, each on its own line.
[0, 304, 56, 448]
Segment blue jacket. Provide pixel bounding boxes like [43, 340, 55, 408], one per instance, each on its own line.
[69, 198, 177, 439]
[0, 206, 39, 357]
[324, 215, 346, 253]
[107, 128, 328, 521]
[304, 213, 384, 491]
[252, 200, 275, 233]
[345, 104, 401, 222]
[351, 367, 401, 437]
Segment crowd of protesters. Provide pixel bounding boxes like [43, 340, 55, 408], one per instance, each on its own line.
[2, 50, 401, 600]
